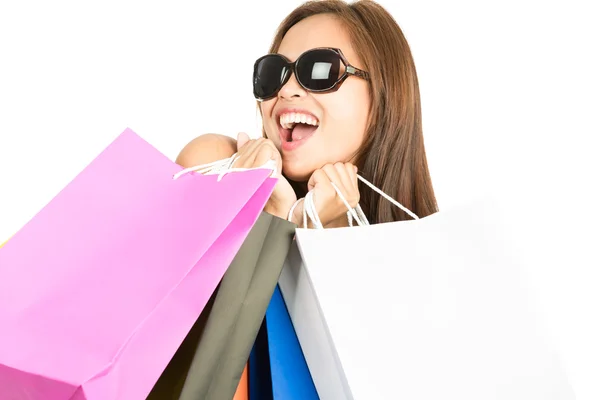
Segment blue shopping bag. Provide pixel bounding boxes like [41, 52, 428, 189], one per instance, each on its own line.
[249, 285, 319, 399]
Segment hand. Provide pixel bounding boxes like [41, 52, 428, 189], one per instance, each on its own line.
[234, 132, 297, 218]
[297, 162, 360, 228]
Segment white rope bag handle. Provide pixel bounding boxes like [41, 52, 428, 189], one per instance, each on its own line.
[288, 175, 419, 229]
[174, 153, 417, 229]
[172, 153, 277, 181]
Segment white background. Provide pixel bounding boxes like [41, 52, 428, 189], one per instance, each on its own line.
[0, 0, 598, 398]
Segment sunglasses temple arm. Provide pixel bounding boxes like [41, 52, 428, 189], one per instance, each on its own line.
[346, 65, 369, 80]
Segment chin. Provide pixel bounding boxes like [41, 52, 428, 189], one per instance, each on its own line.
[282, 160, 316, 182]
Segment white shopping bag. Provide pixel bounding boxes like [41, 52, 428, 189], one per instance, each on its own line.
[279, 199, 574, 400]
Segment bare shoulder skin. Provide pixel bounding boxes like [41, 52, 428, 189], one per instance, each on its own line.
[175, 133, 237, 168]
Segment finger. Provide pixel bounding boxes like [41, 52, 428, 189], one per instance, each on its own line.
[233, 135, 254, 167]
[328, 162, 360, 208]
[307, 168, 329, 192]
[320, 164, 342, 187]
[262, 140, 284, 174]
[239, 139, 282, 171]
[333, 162, 354, 193]
[329, 163, 356, 208]
[345, 162, 361, 207]
[324, 163, 352, 198]
[344, 162, 359, 191]
[259, 139, 281, 161]
[241, 137, 265, 166]
[317, 164, 341, 204]
[253, 144, 278, 168]
[243, 137, 267, 156]
[236, 132, 251, 151]
[235, 138, 264, 167]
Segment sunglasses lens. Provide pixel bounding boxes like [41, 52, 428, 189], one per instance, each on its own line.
[253, 49, 347, 99]
[297, 49, 344, 91]
[254, 55, 288, 99]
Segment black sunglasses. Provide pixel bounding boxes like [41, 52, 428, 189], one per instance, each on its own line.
[253, 47, 369, 101]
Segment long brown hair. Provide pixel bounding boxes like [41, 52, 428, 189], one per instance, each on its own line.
[262, 0, 438, 223]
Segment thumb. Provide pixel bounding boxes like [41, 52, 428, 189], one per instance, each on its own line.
[237, 132, 250, 151]
[307, 169, 326, 192]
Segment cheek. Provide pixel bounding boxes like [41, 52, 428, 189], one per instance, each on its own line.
[322, 84, 370, 146]
[260, 102, 280, 144]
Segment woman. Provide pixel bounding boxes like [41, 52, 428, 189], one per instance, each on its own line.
[177, 0, 438, 227]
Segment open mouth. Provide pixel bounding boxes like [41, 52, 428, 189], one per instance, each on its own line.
[278, 112, 320, 143]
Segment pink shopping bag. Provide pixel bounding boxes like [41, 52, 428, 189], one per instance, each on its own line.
[0, 128, 276, 400]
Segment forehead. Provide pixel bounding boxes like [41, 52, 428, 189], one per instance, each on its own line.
[278, 14, 359, 64]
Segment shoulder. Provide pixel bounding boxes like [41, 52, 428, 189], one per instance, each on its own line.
[175, 133, 237, 168]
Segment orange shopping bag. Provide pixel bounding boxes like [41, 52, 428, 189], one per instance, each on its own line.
[233, 364, 249, 400]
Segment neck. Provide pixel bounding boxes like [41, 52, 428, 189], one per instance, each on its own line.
[289, 179, 309, 199]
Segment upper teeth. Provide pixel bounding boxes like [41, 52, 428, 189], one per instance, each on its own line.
[279, 113, 319, 130]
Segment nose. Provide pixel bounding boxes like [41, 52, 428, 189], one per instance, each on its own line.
[278, 69, 307, 100]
